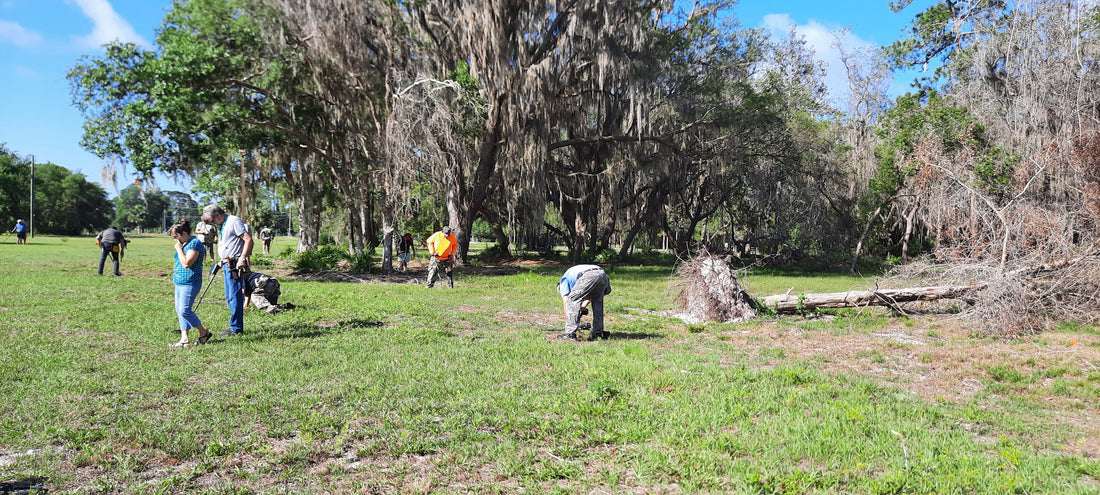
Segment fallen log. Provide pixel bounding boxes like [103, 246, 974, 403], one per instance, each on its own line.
[759, 284, 987, 314]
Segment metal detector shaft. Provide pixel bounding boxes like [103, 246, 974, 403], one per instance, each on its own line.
[195, 262, 222, 307]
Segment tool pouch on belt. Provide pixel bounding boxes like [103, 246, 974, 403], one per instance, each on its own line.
[227, 257, 251, 280]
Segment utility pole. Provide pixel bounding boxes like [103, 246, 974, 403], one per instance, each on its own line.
[29, 155, 34, 238]
[237, 149, 248, 221]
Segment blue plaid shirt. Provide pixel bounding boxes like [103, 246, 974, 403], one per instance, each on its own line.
[173, 237, 206, 285]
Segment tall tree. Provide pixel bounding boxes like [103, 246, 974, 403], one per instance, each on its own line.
[70, 0, 350, 253]
[114, 184, 170, 231]
[0, 148, 113, 235]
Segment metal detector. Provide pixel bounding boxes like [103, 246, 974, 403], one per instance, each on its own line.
[195, 262, 223, 307]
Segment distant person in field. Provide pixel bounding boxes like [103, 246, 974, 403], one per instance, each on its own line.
[260, 226, 273, 254]
[397, 232, 416, 272]
[168, 220, 212, 347]
[95, 225, 127, 276]
[425, 226, 457, 288]
[242, 271, 294, 314]
[9, 219, 27, 244]
[555, 264, 612, 341]
[202, 204, 254, 337]
[195, 218, 218, 254]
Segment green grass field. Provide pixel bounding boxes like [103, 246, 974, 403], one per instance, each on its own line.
[1, 234, 1097, 493]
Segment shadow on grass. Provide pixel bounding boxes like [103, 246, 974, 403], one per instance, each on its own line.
[226, 319, 386, 342]
[534, 327, 662, 341]
[0, 477, 47, 493]
[608, 331, 662, 340]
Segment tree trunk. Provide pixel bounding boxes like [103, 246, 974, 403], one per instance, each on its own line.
[448, 186, 468, 266]
[760, 284, 985, 314]
[491, 222, 510, 256]
[901, 202, 918, 262]
[850, 203, 885, 272]
[618, 183, 668, 258]
[357, 201, 368, 255]
[380, 201, 396, 274]
[347, 206, 359, 256]
[281, 156, 322, 253]
[453, 92, 507, 266]
[296, 190, 322, 253]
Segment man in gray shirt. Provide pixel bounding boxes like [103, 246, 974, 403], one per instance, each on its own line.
[202, 204, 254, 336]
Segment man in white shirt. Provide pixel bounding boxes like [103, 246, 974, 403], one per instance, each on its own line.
[556, 264, 612, 341]
[202, 204, 254, 336]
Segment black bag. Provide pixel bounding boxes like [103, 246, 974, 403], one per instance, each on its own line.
[228, 258, 251, 280]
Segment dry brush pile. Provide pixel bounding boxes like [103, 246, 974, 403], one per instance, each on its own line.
[673, 251, 758, 324]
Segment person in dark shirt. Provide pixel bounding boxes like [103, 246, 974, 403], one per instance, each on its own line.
[242, 271, 294, 314]
[396, 232, 416, 272]
[95, 226, 127, 276]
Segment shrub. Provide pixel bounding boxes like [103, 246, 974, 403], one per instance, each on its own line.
[346, 253, 373, 274]
[293, 245, 348, 273]
[477, 243, 512, 261]
[594, 249, 619, 265]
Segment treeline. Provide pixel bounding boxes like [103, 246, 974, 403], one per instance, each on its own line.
[0, 147, 112, 235]
[0, 146, 208, 234]
[67, 0, 1100, 272]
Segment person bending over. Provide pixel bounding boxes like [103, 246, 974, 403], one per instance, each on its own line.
[556, 264, 612, 341]
[242, 271, 294, 314]
[425, 226, 457, 288]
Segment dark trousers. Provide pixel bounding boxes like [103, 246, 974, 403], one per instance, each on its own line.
[99, 246, 120, 275]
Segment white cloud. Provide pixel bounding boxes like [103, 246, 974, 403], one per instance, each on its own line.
[69, 0, 149, 49]
[761, 14, 879, 103]
[0, 19, 43, 48]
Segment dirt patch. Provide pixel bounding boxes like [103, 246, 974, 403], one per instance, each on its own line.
[708, 317, 1100, 458]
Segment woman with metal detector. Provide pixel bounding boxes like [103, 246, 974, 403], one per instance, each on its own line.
[168, 220, 213, 347]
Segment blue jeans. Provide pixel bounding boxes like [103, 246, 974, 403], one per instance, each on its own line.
[223, 268, 245, 333]
[175, 283, 203, 331]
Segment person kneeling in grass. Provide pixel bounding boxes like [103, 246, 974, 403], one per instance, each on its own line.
[169, 220, 213, 347]
[242, 271, 294, 314]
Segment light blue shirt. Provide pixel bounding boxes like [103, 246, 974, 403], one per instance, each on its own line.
[558, 264, 601, 296]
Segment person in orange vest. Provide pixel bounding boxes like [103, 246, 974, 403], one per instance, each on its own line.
[425, 226, 457, 288]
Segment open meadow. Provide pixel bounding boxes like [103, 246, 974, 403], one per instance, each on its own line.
[1, 235, 1098, 494]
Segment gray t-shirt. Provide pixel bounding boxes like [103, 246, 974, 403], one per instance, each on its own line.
[97, 227, 124, 246]
[218, 215, 250, 259]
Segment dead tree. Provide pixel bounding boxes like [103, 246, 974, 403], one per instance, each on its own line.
[674, 252, 758, 323]
[759, 284, 984, 314]
[677, 248, 1099, 335]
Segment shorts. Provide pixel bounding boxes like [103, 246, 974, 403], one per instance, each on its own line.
[398, 252, 410, 263]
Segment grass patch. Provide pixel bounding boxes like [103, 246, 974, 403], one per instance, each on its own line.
[0, 236, 1096, 493]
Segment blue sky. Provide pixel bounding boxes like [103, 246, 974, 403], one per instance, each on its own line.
[1, 0, 932, 198]
[0, 0, 178, 196]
